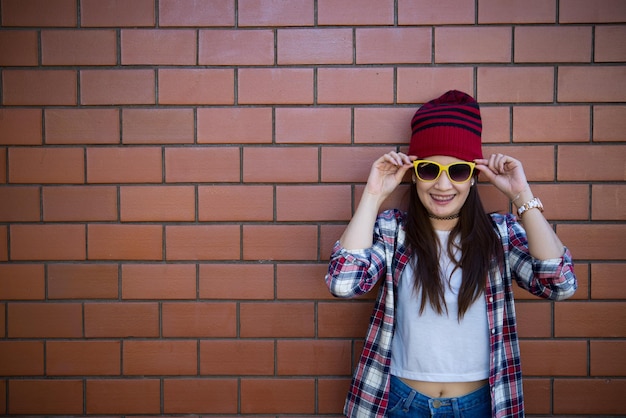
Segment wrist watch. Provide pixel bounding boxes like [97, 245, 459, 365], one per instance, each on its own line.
[517, 197, 544, 217]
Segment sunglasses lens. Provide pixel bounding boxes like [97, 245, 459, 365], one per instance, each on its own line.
[449, 163, 472, 182]
[416, 162, 440, 181]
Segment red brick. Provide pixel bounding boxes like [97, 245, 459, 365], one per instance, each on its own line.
[513, 106, 590, 142]
[318, 302, 373, 338]
[47, 341, 121, 376]
[515, 301, 552, 338]
[0, 30, 38, 66]
[590, 341, 626, 376]
[81, 0, 155, 27]
[239, 68, 313, 104]
[0, 109, 41, 145]
[478, 0, 556, 23]
[524, 184, 589, 221]
[0, 341, 44, 375]
[481, 106, 511, 144]
[87, 146, 162, 183]
[197, 108, 272, 144]
[165, 147, 240, 182]
[318, 68, 394, 104]
[243, 225, 317, 261]
[121, 29, 195, 65]
[483, 145, 557, 182]
[318, 378, 351, 413]
[243, 146, 318, 183]
[86, 379, 160, 414]
[593, 105, 626, 141]
[477, 67, 554, 103]
[122, 108, 194, 144]
[320, 146, 398, 183]
[595, 25, 626, 62]
[11, 224, 85, 261]
[277, 264, 335, 300]
[0, 186, 40, 222]
[435, 27, 511, 63]
[8, 380, 82, 415]
[592, 184, 626, 220]
[0, 226, 7, 261]
[200, 340, 274, 375]
[522, 379, 551, 414]
[239, 0, 314, 26]
[42, 29, 117, 65]
[558, 145, 625, 181]
[558, 224, 625, 260]
[278, 340, 352, 375]
[278, 28, 352, 65]
[43, 185, 117, 222]
[199, 264, 274, 299]
[0, 264, 44, 300]
[241, 378, 315, 414]
[556, 301, 626, 337]
[45, 108, 119, 145]
[558, 66, 626, 102]
[359, 28, 430, 64]
[515, 26, 591, 63]
[163, 302, 237, 337]
[8, 302, 82, 338]
[276, 185, 352, 221]
[2, 69, 76, 106]
[9, 147, 84, 184]
[591, 264, 626, 300]
[48, 263, 119, 299]
[88, 224, 162, 261]
[160, 0, 235, 26]
[122, 264, 196, 300]
[84, 302, 159, 337]
[123, 340, 197, 375]
[354, 107, 414, 145]
[198, 185, 273, 221]
[398, 0, 475, 24]
[553, 378, 626, 415]
[164, 378, 238, 414]
[120, 185, 195, 221]
[520, 340, 587, 376]
[198, 29, 274, 65]
[397, 68, 474, 104]
[80, 69, 155, 105]
[165, 225, 240, 260]
[240, 302, 314, 337]
[2, 0, 77, 27]
[0, 148, 5, 184]
[318, 0, 394, 25]
[560, 0, 626, 23]
[158, 69, 234, 105]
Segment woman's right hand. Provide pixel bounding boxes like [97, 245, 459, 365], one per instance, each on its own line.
[364, 151, 416, 202]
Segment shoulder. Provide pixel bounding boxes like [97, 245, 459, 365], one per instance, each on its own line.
[377, 208, 407, 226]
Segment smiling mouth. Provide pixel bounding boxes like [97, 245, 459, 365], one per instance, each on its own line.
[431, 194, 455, 203]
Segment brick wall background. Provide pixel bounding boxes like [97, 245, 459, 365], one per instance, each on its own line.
[0, 0, 625, 416]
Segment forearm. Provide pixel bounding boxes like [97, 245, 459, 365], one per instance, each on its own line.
[339, 192, 384, 250]
[514, 189, 564, 260]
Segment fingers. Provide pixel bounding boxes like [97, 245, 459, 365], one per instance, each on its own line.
[383, 150, 414, 167]
[475, 153, 520, 174]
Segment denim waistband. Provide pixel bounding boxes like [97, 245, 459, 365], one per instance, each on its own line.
[389, 374, 490, 413]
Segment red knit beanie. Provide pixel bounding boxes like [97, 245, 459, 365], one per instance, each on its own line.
[408, 90, 483, 161]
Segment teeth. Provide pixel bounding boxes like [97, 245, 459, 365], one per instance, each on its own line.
[432, 195, 454, 202]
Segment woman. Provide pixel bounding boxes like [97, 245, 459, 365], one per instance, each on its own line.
[325, 90, 577, 417]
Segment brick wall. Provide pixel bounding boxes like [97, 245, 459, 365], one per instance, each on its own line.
[0, 0, 625, 416]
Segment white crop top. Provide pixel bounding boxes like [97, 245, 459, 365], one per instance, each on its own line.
[390, 230, 490, 382]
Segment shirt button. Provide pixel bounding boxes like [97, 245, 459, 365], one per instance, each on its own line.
[491, 328, 496, 334]
[489, 296, 494, 303]
[432, 399, 442, 408]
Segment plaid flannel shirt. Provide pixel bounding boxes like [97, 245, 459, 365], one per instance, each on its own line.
[326, 209, 577, 418]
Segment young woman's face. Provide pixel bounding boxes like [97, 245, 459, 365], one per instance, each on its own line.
[413, 155, 474, 221]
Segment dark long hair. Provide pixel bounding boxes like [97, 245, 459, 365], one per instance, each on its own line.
[405, 179, 503, 320]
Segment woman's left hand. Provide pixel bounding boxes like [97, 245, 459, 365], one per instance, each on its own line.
[474, 154, 529, 201]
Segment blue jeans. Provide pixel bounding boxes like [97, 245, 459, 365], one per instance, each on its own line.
[388, 375, 491, 418]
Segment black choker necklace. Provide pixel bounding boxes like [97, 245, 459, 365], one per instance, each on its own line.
[428, 213, 460, 221]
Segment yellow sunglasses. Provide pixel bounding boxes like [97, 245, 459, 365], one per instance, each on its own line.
[413, 160, 476, 184]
